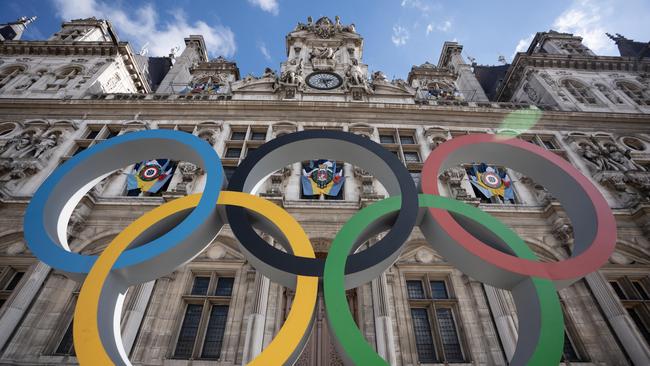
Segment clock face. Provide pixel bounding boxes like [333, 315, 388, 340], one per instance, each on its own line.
[306, 72, 343, 90]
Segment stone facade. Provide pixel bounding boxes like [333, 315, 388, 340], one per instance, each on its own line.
[0, 16, 649, 366]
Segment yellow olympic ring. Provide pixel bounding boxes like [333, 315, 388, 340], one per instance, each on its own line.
[74, 191, 318, 365]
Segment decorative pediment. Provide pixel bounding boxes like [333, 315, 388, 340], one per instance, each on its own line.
[397, 244, 445, 264]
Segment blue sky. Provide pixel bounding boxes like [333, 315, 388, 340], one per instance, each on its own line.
[5, 0, 650, 79]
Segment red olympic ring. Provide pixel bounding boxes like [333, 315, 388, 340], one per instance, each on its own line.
[421, 134, 616, 282]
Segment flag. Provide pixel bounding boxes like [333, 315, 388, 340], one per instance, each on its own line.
[127, 159, 174, 194]
[301, 160, 345, 197]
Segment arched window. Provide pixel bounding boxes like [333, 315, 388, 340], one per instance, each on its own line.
[617, 81, 650, 106]
[0, 66, 26, 89]
[596, 84, 623, 104]
[561, 79, 598, 105]
[46, 66, 82, 90]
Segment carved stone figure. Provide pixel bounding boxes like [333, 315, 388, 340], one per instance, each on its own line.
[262, 67, 277, 79]
[346, 59, 366, 87]
[601, 142, 646, 171]
[578, 142, 606, 171]
[33, 131, 60, 159]
[523, 82, 540, 102]
[175, 162, 202, 194]
[310, 44, 337, 61]
[371, 71, 387, 84]
[280, 59, 303, 86]
[1, 131, 37, 158]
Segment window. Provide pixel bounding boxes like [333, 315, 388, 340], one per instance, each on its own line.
[562, 331, 580, 362]
[54, 320, 75, 356]
[251, 131, 267, 141]
[518, 134, 565, 155]
[562, 79, 598, 105]
[596, 84, 624, 104]
[609, 276, 650, 344]
[617, 82, 650, 106]
[225, 147, 242, 159]
[67, 124, 123, 159]
[230, 131, 246, 140]
[378, 129, 422, 186]
[0, 267, 26, 308]
[407, 276, 466, 363]
[0, 66, 25, 89]
[173, 273, 235, 360]
[46, 66, 82, 90]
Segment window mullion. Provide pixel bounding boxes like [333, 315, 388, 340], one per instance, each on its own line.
[192, 299, 212, 359]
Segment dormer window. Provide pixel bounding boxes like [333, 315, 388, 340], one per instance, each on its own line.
[617, 81, 650, 106]
[561, 79, 598, 105]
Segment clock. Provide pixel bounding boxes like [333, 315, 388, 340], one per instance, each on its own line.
[306, 72, 343, 90]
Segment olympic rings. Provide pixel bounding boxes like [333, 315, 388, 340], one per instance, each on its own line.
[323, 194, 563, 365]
[421, 134, 617, 289]
[226, 130, 418, 289]
[23, 130, 223, 284]
[74, 192, 317, 366]
[22, 128, 616, 366]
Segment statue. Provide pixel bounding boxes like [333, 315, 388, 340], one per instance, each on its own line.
[371, 71, 387, 83]
[334, 16, 342, 31]
[602, 142, 646, 171]
[33, 131, 60, 159]
[262, 67, 277, 79]
[346, 59, 366, 86]
[280, 59, 303, 87]
[578, 142, 606, 171]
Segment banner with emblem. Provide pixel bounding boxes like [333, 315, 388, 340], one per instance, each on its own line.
[467, 163, 514, 201]
[301, 160, 345, 197]
[126, 159, 175, 195]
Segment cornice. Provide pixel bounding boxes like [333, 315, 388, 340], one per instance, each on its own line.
[0, 98, 648, 133]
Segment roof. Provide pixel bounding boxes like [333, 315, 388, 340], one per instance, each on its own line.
[473, 64, 510, 101]
[607, 33, 650, 59]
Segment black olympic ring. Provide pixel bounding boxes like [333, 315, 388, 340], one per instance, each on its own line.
[226, 130, 418, 288]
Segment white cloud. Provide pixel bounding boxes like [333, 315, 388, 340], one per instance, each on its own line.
[248, 0, 279, 15]
[552, 0, 613, 54]
[52, 0, 236, 58]
[259, 42, 271, 61]
[437, 20, 452, 32]
[426, 24, 433, 36]
[401, 0, 430, 12]
[391, 25, 409, 46]
[513, 33, 534, 57]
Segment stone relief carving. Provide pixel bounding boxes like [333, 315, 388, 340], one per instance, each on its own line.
[439, 167, 472, 200]
[309, 43, 339, 70]
[523, 82, 540, 103]
[280, 59, 304, 87]
[578, 138, 646, 172]
[294, 16, 356, 38]
[174, 162, 202, 194]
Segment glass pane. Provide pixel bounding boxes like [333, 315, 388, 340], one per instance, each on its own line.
[436, 308, 463, 362]
[251, 132, 266, 140]
[407, 280, 425, 299]
[4, 271, 24, 291]
[215, 277, 234, 297]
[410, 171, 421, 187]
[174, 304, 203, 358]
[411, 308, 436, 362]
[191, 276, 210, 296]
[230, 131, 246, 140]
[562, 332, 580, 362]
[225, 148, 241, 158]
[541, 139, 557, 150]
[610, 281, 627, 299]
[73, 145, 87, 156]
[400, 135, 416, 144]
[633, 281, 650, 300]
[201, 305, 229, 359]
[403, 152, 420, 162]
[105, 130, 117, 139]
[85, 130, 100, 139]
[379, 134, 395, 144]
[627, 308, 650, 344]
[430, 281, 448, 299]
[55, 320, 75, 355]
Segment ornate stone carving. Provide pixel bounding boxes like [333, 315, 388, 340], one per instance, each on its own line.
[578, 138, 646, 173]
[279, 59, 304, 99]
[309, 43, 339, 70]
[174, 162, 202, 194]
[523, 82, 540, 102]
[353, 166, 377, 199]
[293, 16, 356, 38]
[552, 217, 573, 245]
[439, 167, 470, 200]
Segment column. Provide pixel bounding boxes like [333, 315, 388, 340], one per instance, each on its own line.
[0, 261, 51, 350]
[585, 272, 650, 364]
[371, 273, 397, 365]
[242, 272, 271, 364]
[120, 280, 155, 354]
[483, 284, 518, 360]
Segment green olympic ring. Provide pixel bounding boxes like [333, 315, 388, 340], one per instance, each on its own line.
[324, 194, 564, 365]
